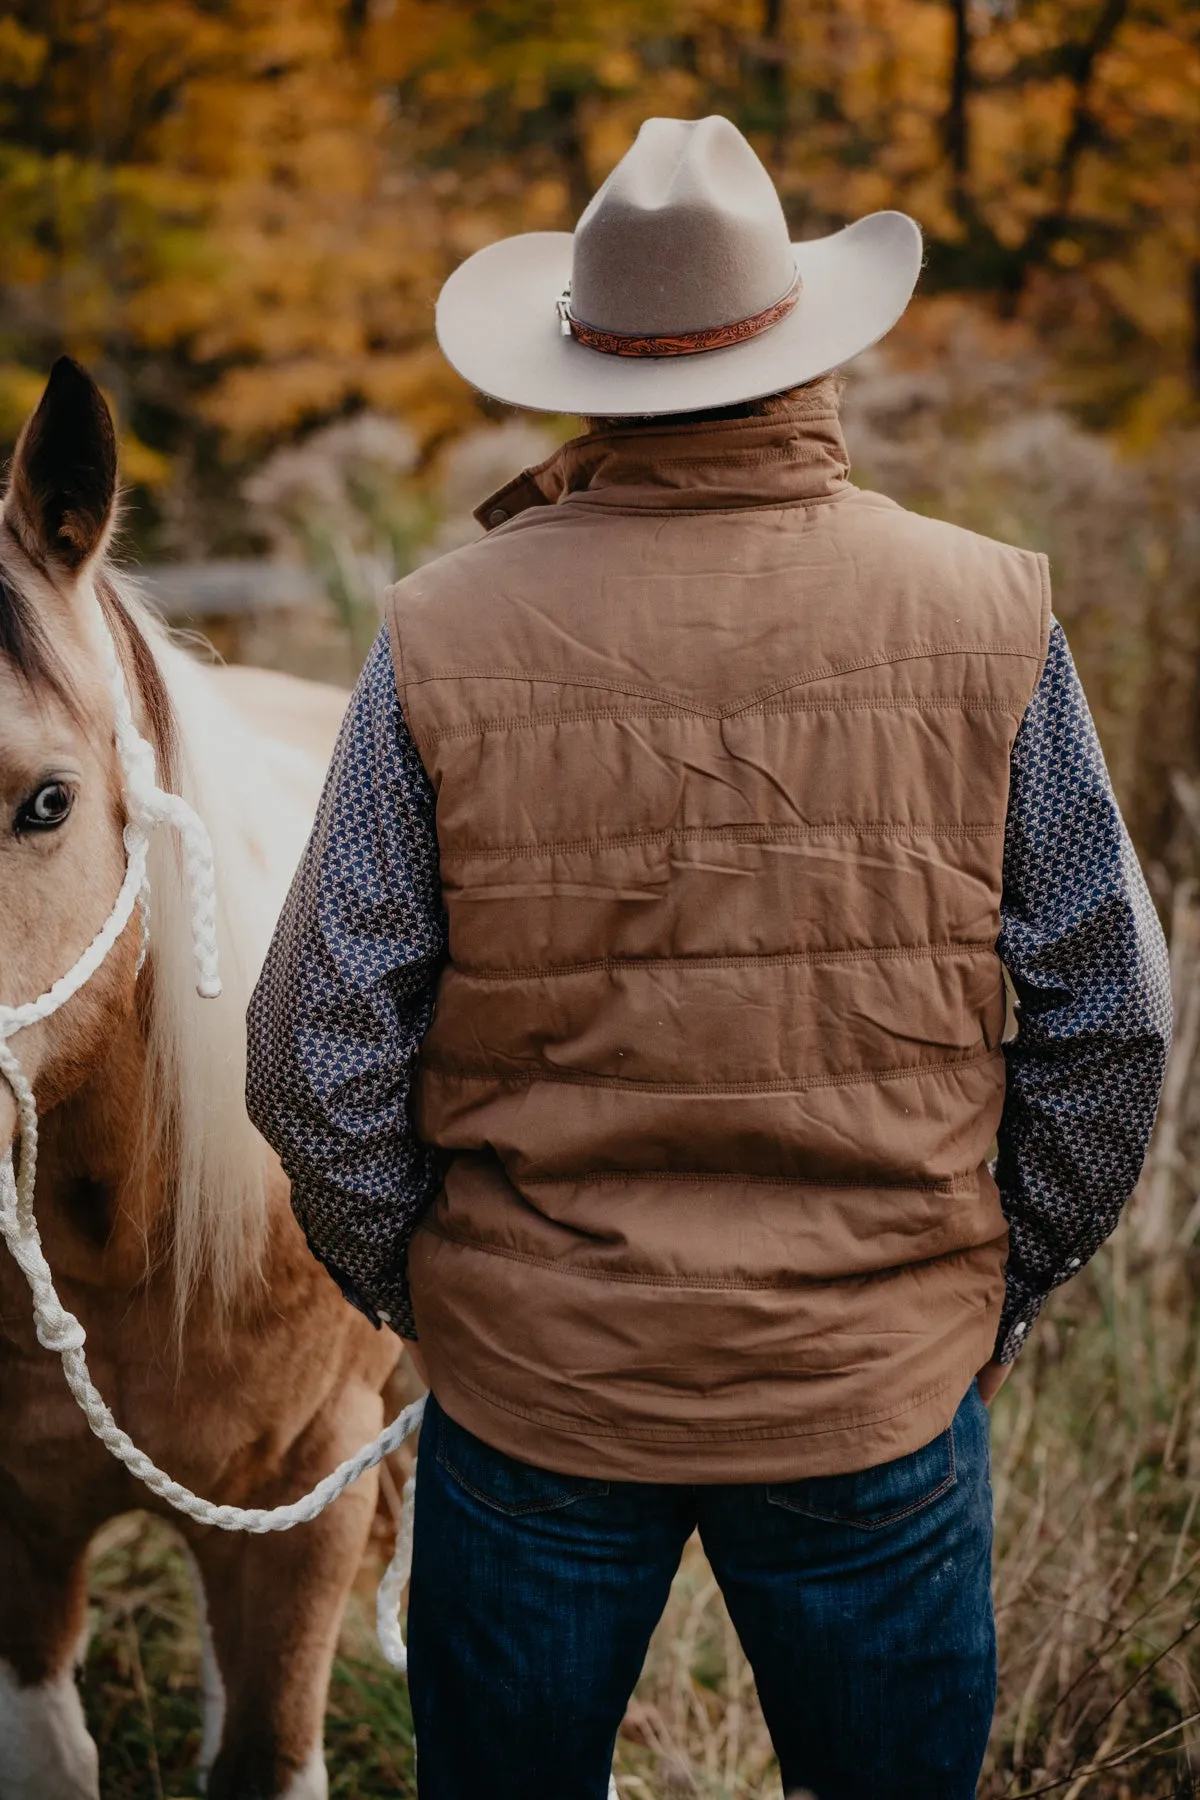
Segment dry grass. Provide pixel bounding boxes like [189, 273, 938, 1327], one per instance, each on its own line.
[80, 1513, 417, 1799]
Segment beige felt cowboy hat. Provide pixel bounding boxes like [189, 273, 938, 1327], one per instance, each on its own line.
[436, 114, 923, 417]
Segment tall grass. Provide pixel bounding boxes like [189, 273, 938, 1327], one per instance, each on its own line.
[80, 1513, 418, 1800]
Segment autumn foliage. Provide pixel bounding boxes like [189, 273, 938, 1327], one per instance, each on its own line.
[0, 0, 1197, 495]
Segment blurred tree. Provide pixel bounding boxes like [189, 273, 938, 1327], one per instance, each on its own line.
[0, 0, 1197, 526]
[0, 0, 446, 542]
[375, 0, 1200, 428]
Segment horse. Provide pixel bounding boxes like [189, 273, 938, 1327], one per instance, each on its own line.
[0, 358, 401, 1800]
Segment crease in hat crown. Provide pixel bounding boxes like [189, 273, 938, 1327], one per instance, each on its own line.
[569, 116, 798, 339]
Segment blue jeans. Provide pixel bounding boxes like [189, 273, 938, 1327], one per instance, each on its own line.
[407, 1385, 995, 1800]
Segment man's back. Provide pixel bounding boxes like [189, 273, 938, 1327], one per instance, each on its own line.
[388, 391, 1048, 1481]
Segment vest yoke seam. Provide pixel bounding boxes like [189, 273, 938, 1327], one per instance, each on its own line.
[401, 637, 1045, 721]
[728, 638, 1042, 716]
[419, 693, 1019, 747]
[444, 820, 1003, 865]
[438, 1360, 962, 1446]
[452, 941, 998, 980]
[418, 1044, 1003, 1097]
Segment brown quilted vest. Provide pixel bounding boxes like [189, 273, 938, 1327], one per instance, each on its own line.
[386, 392, 1049, 1482]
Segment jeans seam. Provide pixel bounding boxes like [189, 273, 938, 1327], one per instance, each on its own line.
[764, 1427, 957, 1531]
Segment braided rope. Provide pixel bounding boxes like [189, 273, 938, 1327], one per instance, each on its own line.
[0, 598, 425, 1671]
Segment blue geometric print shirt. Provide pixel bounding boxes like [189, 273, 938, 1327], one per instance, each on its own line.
[246, 620, 1172, 1361]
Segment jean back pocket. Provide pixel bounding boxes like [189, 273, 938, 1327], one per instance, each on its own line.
[765, 1424, 956, 1531]
[434, 1401, 611, 1517]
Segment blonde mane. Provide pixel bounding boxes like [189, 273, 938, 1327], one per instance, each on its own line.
[111, 581, 335, 1317]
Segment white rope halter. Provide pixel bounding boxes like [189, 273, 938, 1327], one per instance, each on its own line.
[0, 597, 425, 1670]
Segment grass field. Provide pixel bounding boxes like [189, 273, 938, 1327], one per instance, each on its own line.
[78, 1240, 1200, 1800]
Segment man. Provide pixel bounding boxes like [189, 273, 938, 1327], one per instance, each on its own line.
[247, 117, 1171, 1800]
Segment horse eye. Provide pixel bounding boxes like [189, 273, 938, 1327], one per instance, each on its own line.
[15, 780, 75, 834]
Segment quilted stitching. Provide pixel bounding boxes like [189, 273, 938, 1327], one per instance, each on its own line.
[246, 620, 1171, 1361]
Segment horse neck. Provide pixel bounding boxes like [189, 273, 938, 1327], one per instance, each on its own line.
[36, 989, 169, 1287]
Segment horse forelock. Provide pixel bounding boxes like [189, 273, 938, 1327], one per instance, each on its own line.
[0, 543, 172, 776]
[0, 562, 82, 717]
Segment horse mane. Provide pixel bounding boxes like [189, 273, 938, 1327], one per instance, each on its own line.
[101, 576, 318, 1320]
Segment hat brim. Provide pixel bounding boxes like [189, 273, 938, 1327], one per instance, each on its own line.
[435, 211, 922, 416]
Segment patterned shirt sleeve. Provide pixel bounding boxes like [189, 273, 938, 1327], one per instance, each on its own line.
[245, 627, 447, 1340]
[993, 619, 1172, 1362]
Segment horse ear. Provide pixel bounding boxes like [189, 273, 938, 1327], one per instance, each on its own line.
[5, 358, 118, 574]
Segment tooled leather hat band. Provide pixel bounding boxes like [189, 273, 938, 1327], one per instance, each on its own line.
[556, 269, 801, 358]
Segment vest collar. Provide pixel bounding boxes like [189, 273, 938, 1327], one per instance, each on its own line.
[473, 398, 851, 530]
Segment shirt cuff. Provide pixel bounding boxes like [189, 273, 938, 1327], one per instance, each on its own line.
[994, 1288, 1048, 1363]
[290, 1200, 419, 1339]
[377, 1276, 418, 1342]
[307, 1252, 419, 1341]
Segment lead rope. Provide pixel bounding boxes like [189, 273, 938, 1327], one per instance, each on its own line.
[0, 598, 425, 1672]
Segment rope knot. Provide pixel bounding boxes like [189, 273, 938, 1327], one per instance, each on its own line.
[125, 782, 174, 839]
[35, 1307, 87, 1354]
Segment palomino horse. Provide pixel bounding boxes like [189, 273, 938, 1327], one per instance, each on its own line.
[0, 360, 400, 1799]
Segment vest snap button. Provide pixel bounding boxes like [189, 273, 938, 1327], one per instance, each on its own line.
[487, 507, 509, 526]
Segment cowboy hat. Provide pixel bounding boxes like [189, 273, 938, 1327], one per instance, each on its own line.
[435, 115, 923, 417]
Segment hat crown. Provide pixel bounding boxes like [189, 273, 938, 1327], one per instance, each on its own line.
[571, 116, 796, 338]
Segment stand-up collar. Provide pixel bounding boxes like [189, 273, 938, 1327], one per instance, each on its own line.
[474, 396, 851, 530]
